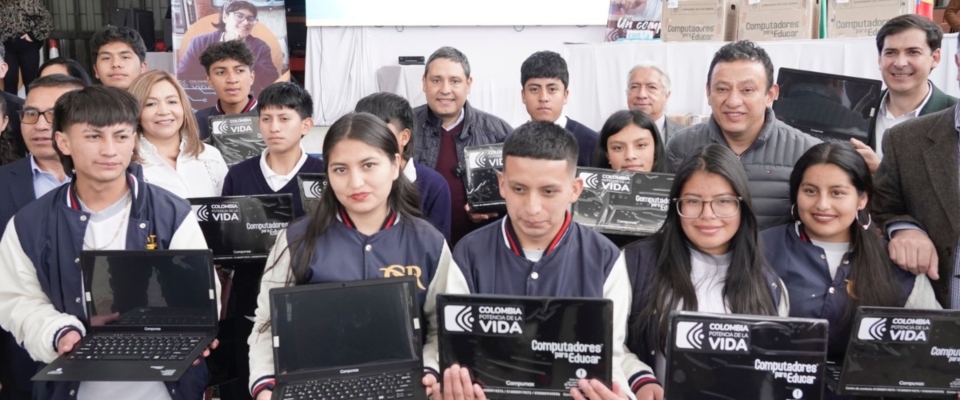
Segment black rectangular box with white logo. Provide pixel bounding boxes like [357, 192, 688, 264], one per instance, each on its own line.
[837, 307, 960, 398]
[208, 114, 265, 166]
[572, 168, 673, 236]
[297, 172, 327, 216]
[189, 194, 293, 262]
[438, 294, 613, 400]
[665, 311, 828, 400]
[464, 144, 506, 215]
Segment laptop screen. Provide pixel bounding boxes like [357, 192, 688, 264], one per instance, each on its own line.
[83, 250, 215, 328]
[773, 68, 881, 145]
[273, 280, 419, 375]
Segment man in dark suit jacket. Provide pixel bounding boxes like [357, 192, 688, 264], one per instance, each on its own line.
[520, 51, 597, 167]
[872, 103, 960, 309]
[0, 42, 24, 157]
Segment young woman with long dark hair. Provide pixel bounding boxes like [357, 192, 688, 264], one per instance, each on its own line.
[592, 109, 666, 173]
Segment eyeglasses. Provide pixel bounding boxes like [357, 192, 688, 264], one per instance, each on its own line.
[18, 108, 55, 124]
[675, 196, 742, 218]
[229, 12, 258, 24]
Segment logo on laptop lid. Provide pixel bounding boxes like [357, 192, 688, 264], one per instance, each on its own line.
[674, 320, 749, 353]
[443, 304, 524, 335]
[579, 172, 631, 193]
[193, 203, 240, 222]
[857, 317, 930, 342]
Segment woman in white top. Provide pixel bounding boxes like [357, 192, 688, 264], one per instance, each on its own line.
[128, 70, 227, 198]
[617, 145, 789, 397]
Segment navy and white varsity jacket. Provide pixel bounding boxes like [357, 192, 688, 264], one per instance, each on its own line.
[248, 210, 451, 397]
[622, 238, 787, 392]
[761, 222, 941, 358]
[422, 213, 642, 397]
[0, 175, 215, 400]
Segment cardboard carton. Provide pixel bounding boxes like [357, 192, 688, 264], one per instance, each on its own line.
[738, 0, 820, 41]
[826, 0, 911, 38]
[663, 0, 738, 42]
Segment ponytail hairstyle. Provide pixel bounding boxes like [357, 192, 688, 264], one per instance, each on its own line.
[634, 144, 777, 351]
[280, 112, 422, 286]
[789, 142, 902, 320]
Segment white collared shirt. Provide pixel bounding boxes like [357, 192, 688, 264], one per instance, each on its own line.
[139, 137, 229, 199]
[553, 114, 569, 129]
[875, 82, 933, 158]
[442, 109, 465, 131]
[259, 147, 308, 192]
[402, 159, 418, 183]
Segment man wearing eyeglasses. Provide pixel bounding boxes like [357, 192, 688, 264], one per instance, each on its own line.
[0, 74, 84, 400]
[176, 0, 280, 97]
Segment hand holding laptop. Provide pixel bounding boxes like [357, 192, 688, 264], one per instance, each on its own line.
[57, 331, 82, 355]
[422, 364, 486, 400]
[192, 339, 219, 366]
[570, 379, 627, 400]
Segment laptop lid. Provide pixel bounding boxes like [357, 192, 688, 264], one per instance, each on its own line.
[437, 294, 613, 399]
[572, 168, 673, 237]
[81, 249, 218, 333]
[773, 67, 882, 148]
[189, 194, 293, 262]
[665, 311, 828, 400]
[207, 114, 265, 166]
[269, 277, 423, 383]
[836, 306, 960, 398]
[296, 172, 327, 216]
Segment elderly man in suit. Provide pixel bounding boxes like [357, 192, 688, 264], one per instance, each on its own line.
[872, 34, 960, 310]
[626, 62, 682, 143]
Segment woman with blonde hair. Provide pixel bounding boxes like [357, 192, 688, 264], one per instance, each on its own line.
[128, 70, 228, 198]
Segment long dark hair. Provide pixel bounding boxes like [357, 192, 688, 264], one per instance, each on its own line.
[790, 142, 902, 318]
[634, 144, 777, 350]
[282, 112, 422, 285]
[592, 109, 665, 172]
[0, 94, 20, 166]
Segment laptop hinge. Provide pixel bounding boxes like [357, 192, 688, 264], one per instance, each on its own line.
[413, 318, 420, 330]
[85, 292, 91, 302]
[209, 289, 215, 300]
[273, 336, 279, 348]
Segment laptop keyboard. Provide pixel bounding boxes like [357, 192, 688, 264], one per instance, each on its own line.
[282, 372, 415, 400]
[68, 335, 204, 361]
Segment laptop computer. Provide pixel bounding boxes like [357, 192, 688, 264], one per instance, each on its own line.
[207, 113, 265, 166]
[573, 168, 673, 237]
[296, 172, 327, 216]
[773, 67, 882, 149]
[34, 250, 218, 382]
[190, 194, 293, 262]
[665, 311, 829, 400]
[437, 294, 613, 400]
[269, 277, 426, 400]
[835, 306, 960, 398]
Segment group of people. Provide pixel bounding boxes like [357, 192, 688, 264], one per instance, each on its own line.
[0, 9, 955, 400]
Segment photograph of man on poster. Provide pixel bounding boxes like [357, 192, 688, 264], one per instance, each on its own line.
[174, 0, 288, 109]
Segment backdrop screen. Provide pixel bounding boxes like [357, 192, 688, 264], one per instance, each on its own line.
[306, 0, 609, 26]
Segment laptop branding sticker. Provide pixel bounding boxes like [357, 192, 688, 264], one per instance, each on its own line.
[675, 321, 750, 353]
[442, 304, 523, 336]
[857, 317, 930, 342]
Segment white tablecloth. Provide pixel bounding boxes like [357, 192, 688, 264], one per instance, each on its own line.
[376, 65, 427, 108]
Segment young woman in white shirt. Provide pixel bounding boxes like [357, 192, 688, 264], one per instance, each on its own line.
[127, 70, 228, 198]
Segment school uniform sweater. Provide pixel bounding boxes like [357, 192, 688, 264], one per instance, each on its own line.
[423, 213, 639, 397]
[409, 161, 452, 242]
[247, 211, 451, 397]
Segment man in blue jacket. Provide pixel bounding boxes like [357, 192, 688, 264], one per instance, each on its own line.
[0, 86, 217, 400]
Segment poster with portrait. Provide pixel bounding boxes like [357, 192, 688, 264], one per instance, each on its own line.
[171, 0, 289, 111]
[606, 0, 663, 41]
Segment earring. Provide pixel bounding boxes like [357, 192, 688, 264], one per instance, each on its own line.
[855, 209, 872, 230]
[790, 203, 799, 221]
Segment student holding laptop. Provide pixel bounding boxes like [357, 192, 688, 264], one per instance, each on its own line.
[623, 145, 789, 389]
[423, 121, 657, 400]
[247, 112, 452, 400]
[761, 143, 940, 365]
[0, 86, 217, 400]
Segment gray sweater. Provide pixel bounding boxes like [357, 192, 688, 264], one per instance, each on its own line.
[665, 109, 820, 230]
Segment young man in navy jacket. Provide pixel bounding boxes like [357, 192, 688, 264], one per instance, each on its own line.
[219, 82, 324, 400]
[355, 92, 452, 241]
[422, 121, 659, 400]
[520, 51, 597, 167]
[0, 86, 217, 400]
[195, 40, 259, 141]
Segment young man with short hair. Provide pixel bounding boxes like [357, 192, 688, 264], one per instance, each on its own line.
[415, 46, 513, 245]
[0, 73, 84, 400]
[423, 121, 660, 400]
[520, 51, 597, 167]
[0, 85, 215, 400]
[355, 92, 452, 241]
[89, 25, 148, 90]
[195, 40, 259, 141]
[220, 82, 324, 400]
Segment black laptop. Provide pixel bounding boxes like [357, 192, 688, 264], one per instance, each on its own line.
[190, 194, 293, 262]
[208, 113, 265, 166]
[34, 250, 218, 382]
[269, 277, 426, 400]
[773, 67, 882, 149]
[834, 306, 960, 398]
[296, 172, 327, 216]
[665, 311, 829, 400]
[437, 294, 613, 400]
[572, 168, 673, 237]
